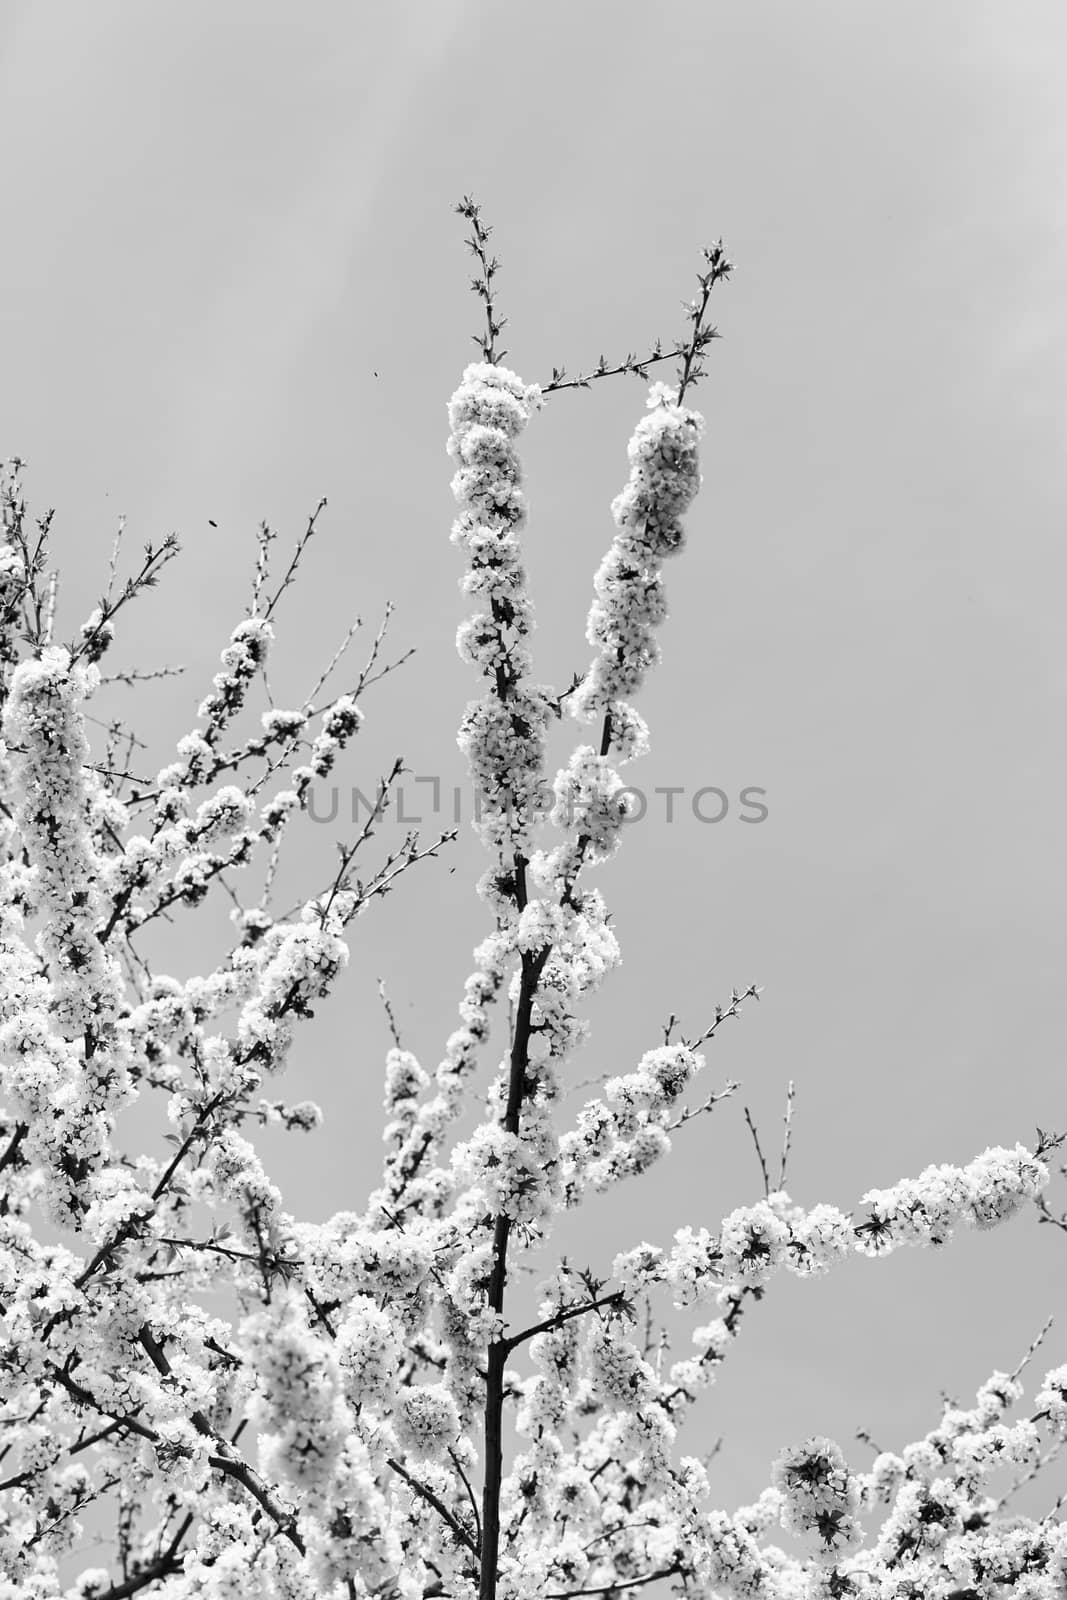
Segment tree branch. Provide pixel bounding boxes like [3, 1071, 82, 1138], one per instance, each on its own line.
[545, 1565, 680, 1599]
[479, 940, 551, 1600]
[388, 1455, 479, 1559]
[504, 1289, 628, 1353]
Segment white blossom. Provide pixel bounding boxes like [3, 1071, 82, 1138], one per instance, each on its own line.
[0, 263, 1059, 1600]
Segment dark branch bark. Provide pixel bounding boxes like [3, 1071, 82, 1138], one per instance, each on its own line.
[504, 1289, 627, 1354]
[90, 1513, 193, 1600]
[136, 1326, 305, 1555]
[388, 1455, 479, 1559]
[545, 1565, 680, 1598]
[477, 941, 550, 1600]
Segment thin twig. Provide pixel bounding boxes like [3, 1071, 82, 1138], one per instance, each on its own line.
[263, 499, 327, 623]
[743, 1105, 770, 1198]
[378, 976, 403, 1050]
[448, 1447, 482, 1552]
[250, 520, 276, 616]
[387, 1456, 478, 1558]
[1011, 1314, 1055, 1382]
[303, 612, 364, 707]
[778, 1079, 795, 1190]
[105, 515, 127, 605]
[455, 195, 507, 364]
[684, 983, 762, 1049]
[668, 1080, 739, 1133]
[42, 569, 59, 644]
[98, 664, 186, 688]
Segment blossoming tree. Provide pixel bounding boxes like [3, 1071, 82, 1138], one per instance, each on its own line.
[0, 199, 1064, 1600]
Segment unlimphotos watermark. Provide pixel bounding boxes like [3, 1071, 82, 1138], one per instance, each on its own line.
[307, 779, 769, 827]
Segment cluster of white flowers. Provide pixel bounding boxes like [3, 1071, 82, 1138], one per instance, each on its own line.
[1035, 1363, 1067, 1431]
[394, 1383, 462, 1461]
[556, 1041, 703, 1203]
[197, 615, 273, 720]
[604, 1145, 1053, 1318]
[334, 1296, 403, 1407]
[569, 383, 703, 728]
[451, 1121, 555, 1224]
[0, 283, 1062, 1600]
[3, 648, 125, 1034]
[713, 1356, 1067, 1597]
[447, 361, 547, 862]
[236, 892, 352, 1069]
[855, 1143, 1048, 1252]
[770, 1436, 861, 1551]
[238, 1298, 348, 1502]
[0, 649, 138, 1225]
[371, 927, 507, 1224]
[82, 619, 366, 949]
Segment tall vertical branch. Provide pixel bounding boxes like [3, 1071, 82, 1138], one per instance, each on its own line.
[448, 210, 733, 1600]
[447, 215, 554, 1595]
[457, 195, 508, 365]
[480, 940, 550, 1599]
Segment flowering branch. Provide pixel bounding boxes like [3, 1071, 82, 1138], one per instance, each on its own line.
[386, 1455, 480, 1559]
[504, 1287, 631, 1354]
[546, 1570, 681, 1599]
[0, 208, 1061, 1600]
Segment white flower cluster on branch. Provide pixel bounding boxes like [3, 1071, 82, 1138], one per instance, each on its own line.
[0, 213, 1062, 1600]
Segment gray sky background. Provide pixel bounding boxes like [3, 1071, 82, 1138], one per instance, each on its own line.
[1, 0, 1064, 1558]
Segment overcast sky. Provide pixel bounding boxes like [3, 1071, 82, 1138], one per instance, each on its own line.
[1, 0, 1064, 1557]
